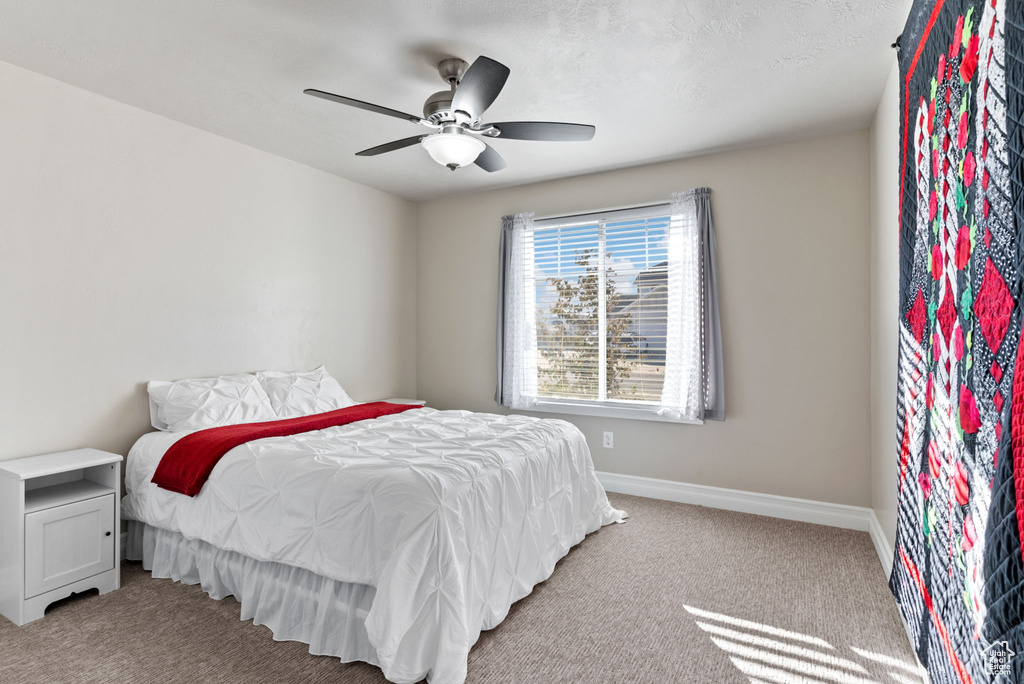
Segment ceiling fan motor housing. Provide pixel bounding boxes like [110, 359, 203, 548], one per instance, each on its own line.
[423, 90, 454, 121]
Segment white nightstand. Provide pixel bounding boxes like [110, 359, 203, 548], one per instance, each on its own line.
[0, 448, 122, 626]
[381, 398, 426, 406]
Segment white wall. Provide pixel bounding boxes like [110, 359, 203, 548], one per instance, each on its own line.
[0, 60, 418, 462]
[870, 58, 901, 551]
[417, 131, 873, 507]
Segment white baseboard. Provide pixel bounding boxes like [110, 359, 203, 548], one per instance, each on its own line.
[597, 471, 894, 573]
[868, 510, 895, 576]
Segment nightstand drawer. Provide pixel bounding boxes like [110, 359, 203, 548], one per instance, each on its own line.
[24, 494, 115, 598]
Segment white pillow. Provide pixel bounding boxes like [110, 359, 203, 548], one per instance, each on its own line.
[255, 365, 356, 419]
[147, 373, 278, 432]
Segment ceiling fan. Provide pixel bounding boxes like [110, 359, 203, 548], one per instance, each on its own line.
[304, 56, 595, 172]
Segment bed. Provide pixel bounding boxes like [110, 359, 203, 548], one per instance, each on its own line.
[122, 399, 625, 684]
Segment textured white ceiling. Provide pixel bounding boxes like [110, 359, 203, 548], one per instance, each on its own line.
[0, 0, 910, 201]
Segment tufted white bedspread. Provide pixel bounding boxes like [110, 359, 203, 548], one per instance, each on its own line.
[122, 407, 625, 684]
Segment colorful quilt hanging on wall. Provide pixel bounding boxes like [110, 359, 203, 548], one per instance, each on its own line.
[894, 0, 1024, 681]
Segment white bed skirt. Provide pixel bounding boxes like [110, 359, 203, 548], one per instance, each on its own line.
[126, 521, 381, 668]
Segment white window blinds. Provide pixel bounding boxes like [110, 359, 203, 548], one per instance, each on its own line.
[531, 205, 673, 405]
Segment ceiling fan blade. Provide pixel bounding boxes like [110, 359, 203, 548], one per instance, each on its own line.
[355, 135, 427, 157]
[474, 143, 507, 172]
[304, 89, 424, 124]
[489, 122, 596, 141]
[451, 56, 510, 122]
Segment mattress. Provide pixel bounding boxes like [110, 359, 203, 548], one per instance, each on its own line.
[122, 407, 625, 684]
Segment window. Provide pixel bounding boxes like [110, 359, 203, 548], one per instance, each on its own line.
[532, 206, 672, 407]
[496, 190, 724, 423]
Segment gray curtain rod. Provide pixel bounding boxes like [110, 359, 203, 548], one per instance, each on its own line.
[535, 201, 670, 223]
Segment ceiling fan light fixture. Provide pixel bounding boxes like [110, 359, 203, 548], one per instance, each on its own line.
[421, 132, 485, 169]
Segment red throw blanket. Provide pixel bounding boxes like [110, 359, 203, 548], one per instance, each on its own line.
[152, 402, 423, 496]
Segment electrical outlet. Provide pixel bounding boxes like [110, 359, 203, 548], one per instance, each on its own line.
[603, 431, 614, 449]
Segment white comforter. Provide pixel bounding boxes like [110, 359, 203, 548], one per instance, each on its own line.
[122, 407, 625, 684]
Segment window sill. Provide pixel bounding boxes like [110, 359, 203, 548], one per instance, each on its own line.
[518, 399, 703, 425]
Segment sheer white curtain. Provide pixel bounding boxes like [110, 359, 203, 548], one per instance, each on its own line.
[658, 191, 703, 421]
[500, 213, 538, 409]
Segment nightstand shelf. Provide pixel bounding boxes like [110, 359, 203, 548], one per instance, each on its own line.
[0, 448, 122, 626]
[25, 480, 115, 514]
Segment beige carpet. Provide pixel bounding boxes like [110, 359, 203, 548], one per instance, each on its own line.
[0, 493, 922, 683]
